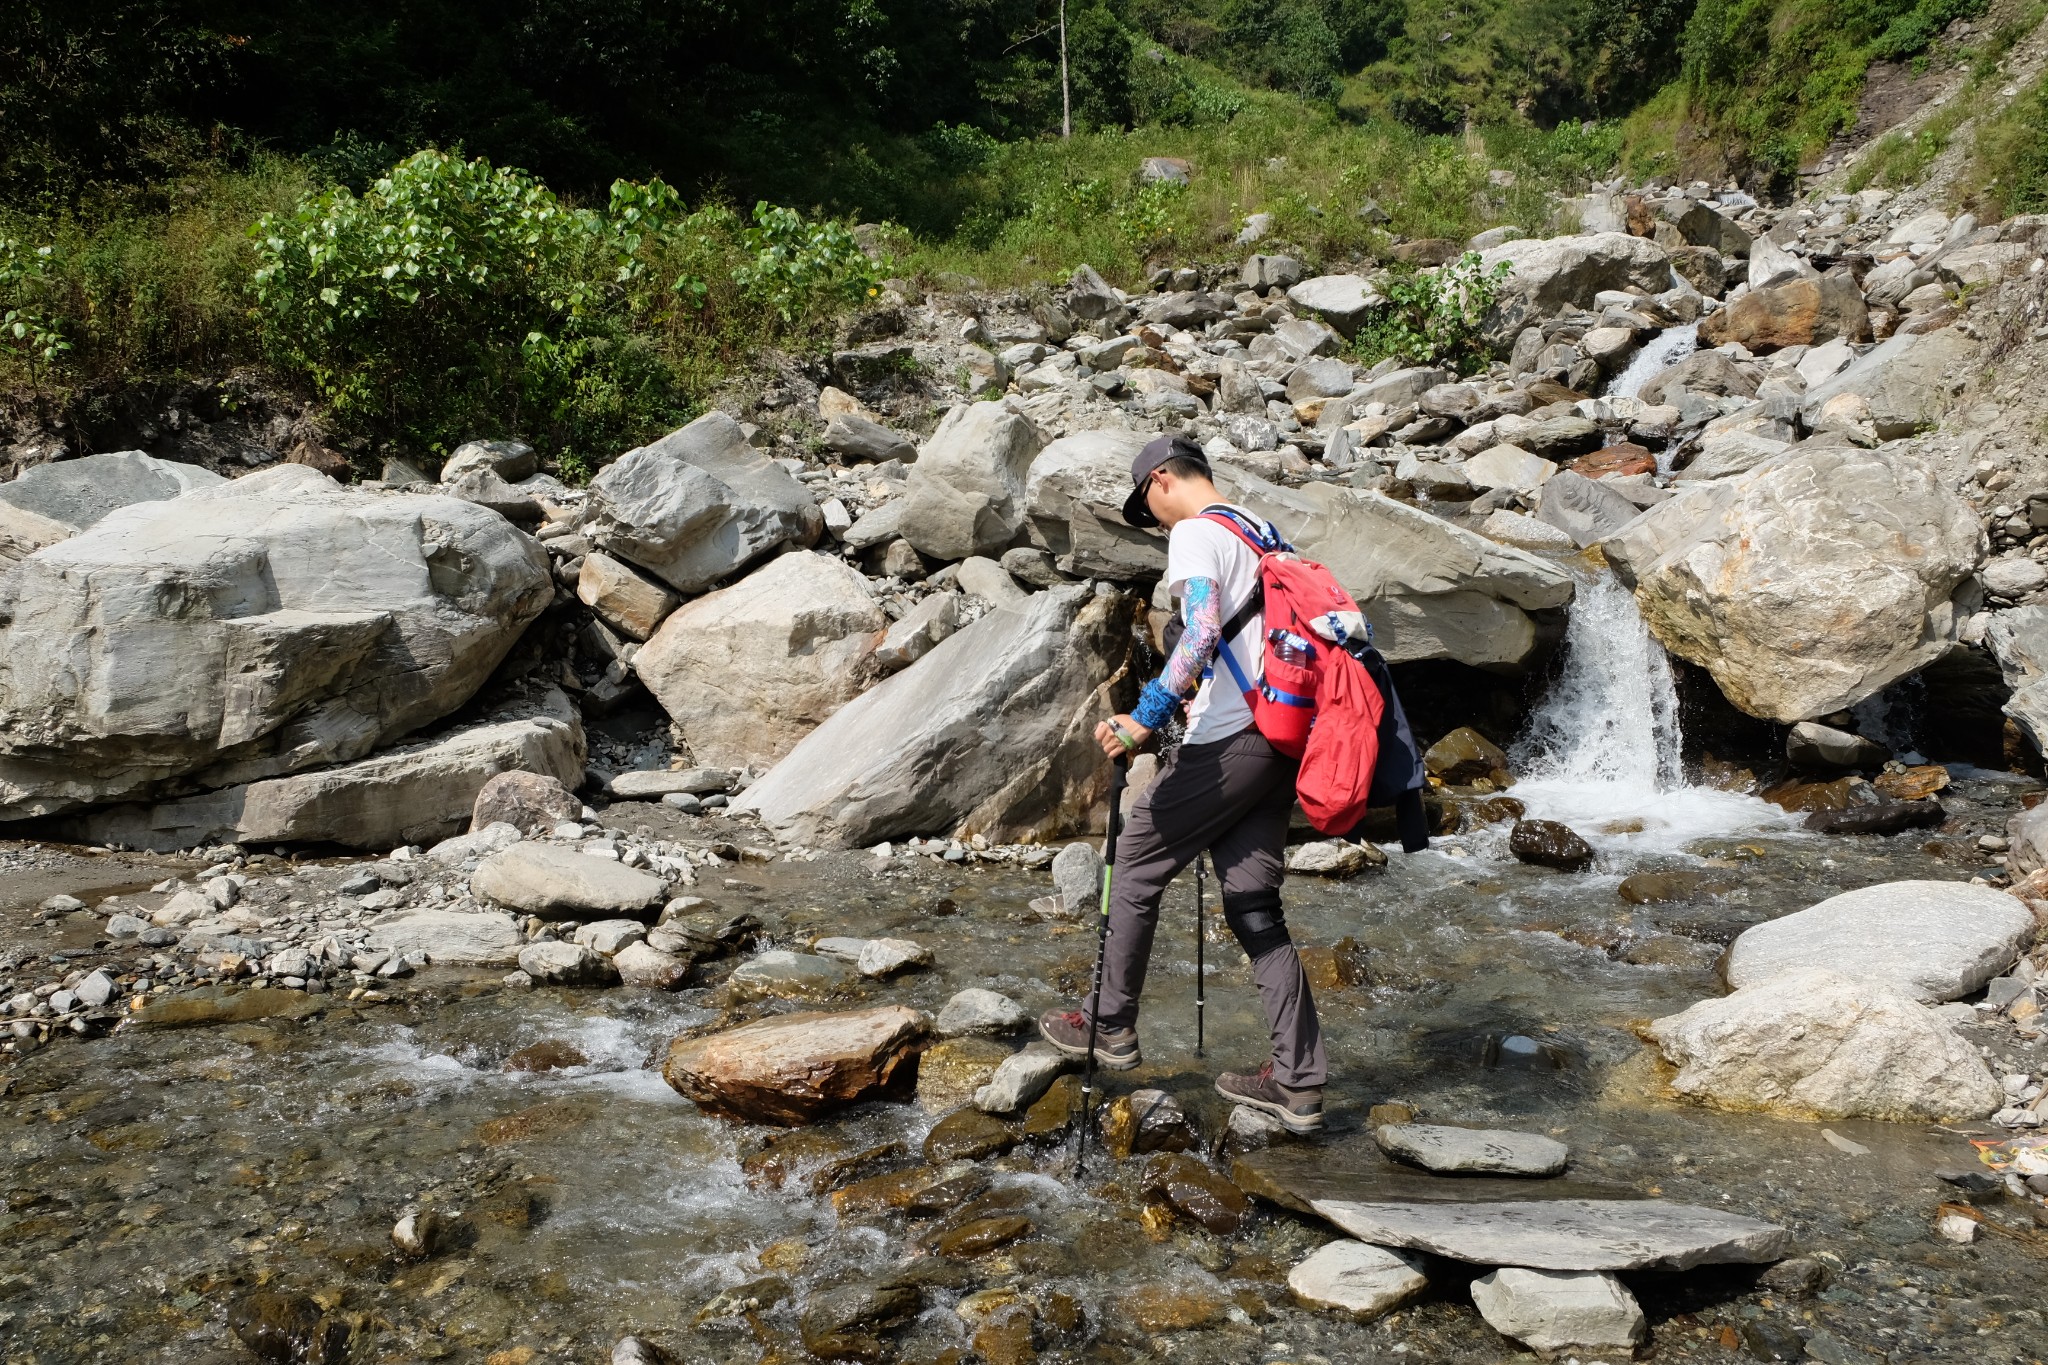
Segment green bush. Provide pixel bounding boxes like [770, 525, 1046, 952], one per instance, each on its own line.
[1351, 252, 1512, 373]
[249, 149, 875, 470]
[0, 238, 70, 395]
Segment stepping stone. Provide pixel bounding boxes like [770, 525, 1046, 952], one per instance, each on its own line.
[1470, 1267, 1646, 1356]
[1726, 879, 2034, 1003]
[1375, 1123, 1569, 1177]
[1232, 1142, 1629, 1217]
[1287, 1241, 1427, 1320]
[1308, 1198, 1791, 1271]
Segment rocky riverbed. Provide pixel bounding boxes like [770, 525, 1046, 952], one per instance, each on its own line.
[3, 759, 2045, 1363]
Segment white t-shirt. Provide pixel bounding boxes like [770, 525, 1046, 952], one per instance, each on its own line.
[1165, 504, 1268, 745]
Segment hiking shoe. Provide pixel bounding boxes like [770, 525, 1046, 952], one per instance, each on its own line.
[1215, 1063, 1325, 1134]
[1038, 1007, 1141, 1070]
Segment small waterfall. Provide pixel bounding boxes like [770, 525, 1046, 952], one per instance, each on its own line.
[1514, 572, 1684, 793]
[1505, 569, 1795, 851]
[1605, 322, 1698, 402]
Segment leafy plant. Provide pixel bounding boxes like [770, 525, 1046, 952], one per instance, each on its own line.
[1352, 251, 1511, 374]
[1114, 177, 1190, 256]
[730, 202, 881, 324]
[0, 238, 71, 395]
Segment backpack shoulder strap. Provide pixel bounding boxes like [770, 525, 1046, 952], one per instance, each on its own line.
[1200, 505, 1289, 554]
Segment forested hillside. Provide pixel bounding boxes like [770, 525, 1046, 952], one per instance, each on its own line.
[1, 0, 2041, 473]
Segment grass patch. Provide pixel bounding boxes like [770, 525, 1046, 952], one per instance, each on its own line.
[1961, 68, 2048, 216]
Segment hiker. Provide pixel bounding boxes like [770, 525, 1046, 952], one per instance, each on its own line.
[1038, 434, 1327, 1134]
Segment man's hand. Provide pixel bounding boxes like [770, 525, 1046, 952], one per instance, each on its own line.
[1095, 714, 1151, 759]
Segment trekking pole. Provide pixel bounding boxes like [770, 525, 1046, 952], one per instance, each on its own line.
[1194, 852, 1206, 1057]
[1076, 755, 1129, 1179]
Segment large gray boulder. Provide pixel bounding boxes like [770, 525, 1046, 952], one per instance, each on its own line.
[1479, 232, 1674, 314]
[1534, 471, 1641, 548]
[1800, 327, 1980, 440]
[0, 464, 554, 821]
[1022, 430, 1163, 580]
[473, 841, 667, 920]
[1603, 446, 1981, 722]
[1221, 469, 1575, 668]
[1284, 275, 1381, 336]
[898, 402, 1046, 562]
[1725, 880, 2034, 1003]
[1646, 967, 2002, 1121]
[1985, 605, 2048, 752]
[0, 451, 223, 564]
[363, 907, 525, 966]
[633, 550, 886, 770]
[70, 692, 585, 851]
[734, 584, 1136, 848]
[586, 411, 822, 594]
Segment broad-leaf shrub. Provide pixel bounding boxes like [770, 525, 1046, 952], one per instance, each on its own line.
[251, 149, 877, 471]
[1353, 251, 1512, 374]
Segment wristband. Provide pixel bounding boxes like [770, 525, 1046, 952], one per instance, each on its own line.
[1131, 680, 1179, 731]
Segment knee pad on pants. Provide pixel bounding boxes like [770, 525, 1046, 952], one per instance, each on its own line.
[1221, 888, 1291, 960]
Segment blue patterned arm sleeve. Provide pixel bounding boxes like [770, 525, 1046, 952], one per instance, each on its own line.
[1130, 577, 1222, 730]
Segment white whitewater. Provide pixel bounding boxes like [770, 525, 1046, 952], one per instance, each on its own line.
[1605, 321, 1697, 401]
[1509, 570, 1792, 852]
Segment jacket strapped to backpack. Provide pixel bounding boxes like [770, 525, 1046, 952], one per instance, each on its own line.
[1199, 507, 1412, 838]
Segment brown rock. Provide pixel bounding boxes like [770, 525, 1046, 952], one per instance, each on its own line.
[1424, 727, 1512, 785]
[1875, 764, 1950, 802]
[1509, 818, 1595, 871]
[1298, 936, 1368, 991]
[922, 1108, 1018, 1163]
[798, 1282, 920, 1361]
[1101, 1089, 1199, 1161]
[228, 1292, 348, 1365]
[1617, 871, 1731, 905]
[505, 1039, 588, 1072]
[1367, 1101, 1416, 1129]
[1698, 274, 1871, 353]
[830, 1164, 952, 1217]
[1569, 442, 1656, 479]
[471, 770, 581, 835]
[915, 1037, 1011, 1113]
[1021, 1074, 1082, 1142]
[1760, 776, 1870, 813]
[1438, 794, 1526, 833]
[1120, 1284, 1229, 1333]
[929, 1213, 1033, 1257]
[1143, 1153, 1249, 1234]
[971, 1302, 1038, 1365]
[1389, 238, 1460, 266]
[577, 551, 680, 642]
[662, 1005, 931, 1125]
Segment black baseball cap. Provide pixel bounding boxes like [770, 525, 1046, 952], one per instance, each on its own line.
[1122, 434, 1205, 528]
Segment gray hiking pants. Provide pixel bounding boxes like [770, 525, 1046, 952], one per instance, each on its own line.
[1091, 726, 1328, 1089]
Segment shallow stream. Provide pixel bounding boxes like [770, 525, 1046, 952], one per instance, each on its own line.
[5, 576, 2047, 1363]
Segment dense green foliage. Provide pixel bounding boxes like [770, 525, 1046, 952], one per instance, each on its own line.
[1, 0, 2034, 478]
[1635, 0, 1991, 176]
[1352, 252, 1514, 373]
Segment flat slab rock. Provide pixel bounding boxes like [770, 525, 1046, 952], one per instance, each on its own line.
[1726, 879, 2034, 1003]
[1307, 1198, 1792, 1271]
[1375, 1123, 1569, 1177]
[1234, 1143, 1629, 1217]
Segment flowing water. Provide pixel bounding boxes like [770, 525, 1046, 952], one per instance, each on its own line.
[4, 579, 2046, 1363]
[1511, 570, 1796, 853]
[1605, 323, 1698, 403]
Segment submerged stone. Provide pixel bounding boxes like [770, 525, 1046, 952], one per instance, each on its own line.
[1510, 819, 1595, 871]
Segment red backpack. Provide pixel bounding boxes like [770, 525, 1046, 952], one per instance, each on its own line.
[1202, 508, 1387, 835]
